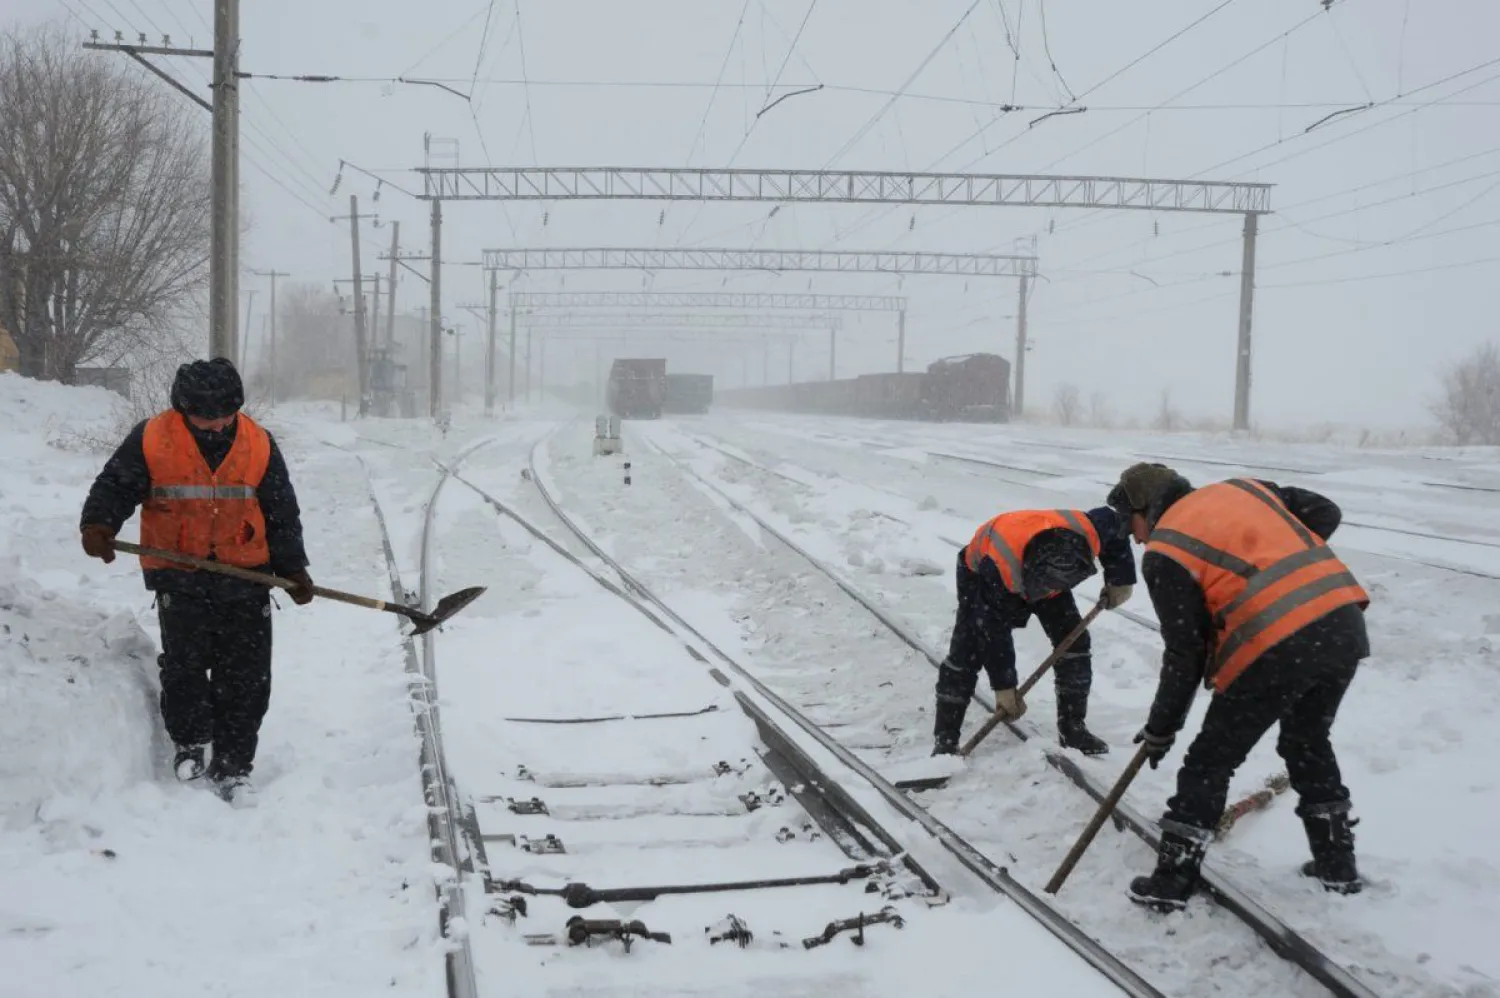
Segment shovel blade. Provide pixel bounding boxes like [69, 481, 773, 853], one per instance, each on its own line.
[408, 586, 487, 634]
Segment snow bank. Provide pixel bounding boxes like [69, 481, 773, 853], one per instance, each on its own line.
[0, 576, 165, 831]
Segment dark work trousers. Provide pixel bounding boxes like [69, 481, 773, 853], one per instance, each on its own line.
[156, 590, 273, 779]
[938, 555, 1092, 706]
[1163, 613, 1365, 833]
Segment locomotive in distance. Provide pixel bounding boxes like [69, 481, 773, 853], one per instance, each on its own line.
[717, 352, 1011, 423]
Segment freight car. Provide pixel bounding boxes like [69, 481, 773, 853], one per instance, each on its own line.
[663, 373, 714, 414]
[715, 352, 1010, 423]
[606, 358, 667, 419]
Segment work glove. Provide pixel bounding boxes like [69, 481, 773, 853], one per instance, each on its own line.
[81, 524, 117, 564]
[284, 569, 315, 606]
[991, 687, 1027, 721]
[1101, 584, 1134, 609]
[1132, 726, 1175, 769]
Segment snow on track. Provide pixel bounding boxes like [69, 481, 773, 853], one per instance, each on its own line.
[666, 411, 1500, 998]
[421, 428, 1149, 998]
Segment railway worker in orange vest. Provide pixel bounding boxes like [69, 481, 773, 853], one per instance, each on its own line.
[78, 359, 314, 808]
[1107, 462, 1371, 911]
[933, 504, 1137, 757]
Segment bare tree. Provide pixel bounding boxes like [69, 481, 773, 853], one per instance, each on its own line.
[0, 22, 210, 383]
[1088, 390, 1114, 428]
[272, 283, 354, 400]
[1430, 341, 1500, 445]
[1052, 382, 1081, 426]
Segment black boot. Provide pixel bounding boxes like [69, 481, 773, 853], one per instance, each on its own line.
[172, 744, 207, 782]
[932, 698, 968, 756]
[1128, 822, 1211, 912]
[1057, 683, 1109, 756]
[1299, 801, 1363, 894]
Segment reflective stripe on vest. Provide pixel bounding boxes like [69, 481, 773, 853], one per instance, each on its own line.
[139, 411, 272, 571]
[963, 508, 1101, 594]
[149, 485, 259, 500]
[1146, 479, 1368, 692]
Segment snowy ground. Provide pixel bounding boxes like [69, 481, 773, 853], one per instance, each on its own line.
[528, 411, 1500, 996]
[0, 375, 446, 998]
[6, 371, 1495, 997]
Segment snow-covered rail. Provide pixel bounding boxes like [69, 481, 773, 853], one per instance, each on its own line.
[436, 442, 1166, 997]
[641, 433, 1381, 998]
[360, 445, 490, 998]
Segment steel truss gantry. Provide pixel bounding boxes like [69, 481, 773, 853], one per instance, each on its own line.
[507, 290, 906, 312]
[421, 162, 1271, 426]
[485, 246, 1032, 383]
[419, 166, 1271, 216]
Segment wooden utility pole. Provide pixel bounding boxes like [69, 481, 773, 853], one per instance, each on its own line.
[240, 290, 255, 372]
[251, 269, 289, 406]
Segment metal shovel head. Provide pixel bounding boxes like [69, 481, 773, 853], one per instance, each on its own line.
[410, 586, 487, 634]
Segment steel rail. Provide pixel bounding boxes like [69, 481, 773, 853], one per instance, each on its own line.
[486, 437, 1166, 998]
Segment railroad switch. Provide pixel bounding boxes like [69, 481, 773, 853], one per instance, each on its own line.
[506, 797, 549, 815]
[802, 907, 905, 949]
[519, 833, 566, 855]
[565, 916, 671, 951]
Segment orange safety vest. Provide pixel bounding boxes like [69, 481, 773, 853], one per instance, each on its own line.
[1147, 478, 1369, 692]
[963, 509, 1101, 596]
[139, 410, 272, 571]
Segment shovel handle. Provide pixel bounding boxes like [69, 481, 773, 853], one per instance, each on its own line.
[1045, 744, 1149, 895]
[958, 599, 1107, 758]
[109, 539, 408, 618]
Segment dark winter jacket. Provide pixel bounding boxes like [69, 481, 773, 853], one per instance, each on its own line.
[968, 505, 1137, 611]
[81, 416, 309, 600]
[1142, 479, 1370, 735]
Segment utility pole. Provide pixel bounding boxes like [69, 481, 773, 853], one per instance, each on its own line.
[429, 201, 443, 418]
[240, 290, 255, 372]
[896, 309, 906, 374]
[828, 325, 836, 381]
[385, 222, 399, 349]
[348, 195, 368, 416]
[210, 0, 240, 362]
[486, 269, 498, 416]
[508, 304, 517, 408]
[251, 269, 289, 406]
[1013, 274, 1029, 420]
[369, 272, 382, 356]
[1233, 212, 1259, 432]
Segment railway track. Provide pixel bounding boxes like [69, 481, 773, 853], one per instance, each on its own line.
[432, 436, 1165, 997]
[635, 424, 1381, 998]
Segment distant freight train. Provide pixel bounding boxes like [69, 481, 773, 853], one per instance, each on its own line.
[716, 352, 1011, 423]
[606, 358, 667, 418]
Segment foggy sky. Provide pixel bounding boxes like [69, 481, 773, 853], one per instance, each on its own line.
[9, 0, 1497, 430]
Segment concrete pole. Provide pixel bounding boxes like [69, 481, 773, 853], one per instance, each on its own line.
[429, 200, 442, 419]
[508, 305, 517, 408]
[485, 269, 498, 416]
[385, 221, 399, 349]
[828, 325, 836, 380]
[1013, 274, 1029, 419]
[1233, 212, 1259, 433]
[897, 309, 906, 374]
[348, 194, 368, 417]
[209, 0, 239, 362]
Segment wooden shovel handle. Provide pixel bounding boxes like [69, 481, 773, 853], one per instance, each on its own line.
[109, 539, 400, 616]
[1045, 744, 1149, 895]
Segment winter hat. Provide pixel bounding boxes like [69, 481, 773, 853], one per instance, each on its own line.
[171, 357, 244, 419]
[1108, 462, 1180, 518]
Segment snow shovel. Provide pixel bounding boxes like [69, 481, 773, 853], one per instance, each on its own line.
[1044, 743, 1149, 895]
[109, 540, 485, 635]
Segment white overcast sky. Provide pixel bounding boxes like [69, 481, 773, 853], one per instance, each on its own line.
[9, 0, 1499, 429]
